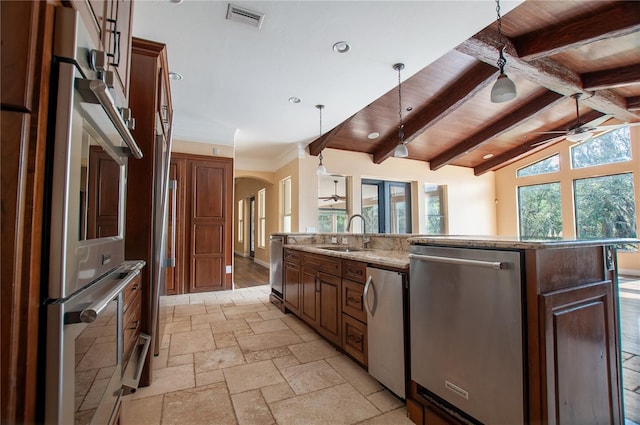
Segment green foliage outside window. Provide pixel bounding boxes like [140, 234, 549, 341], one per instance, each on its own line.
[516, 154, 559, 177]
[571, 127, 631, 169]
[518, 182, 562, 238]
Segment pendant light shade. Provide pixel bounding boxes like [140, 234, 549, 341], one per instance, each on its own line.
[490, 0, 516, 104]
[315, 105, 327, 175]
[394, 143, 408, 158]
[490, 73, 517, 103]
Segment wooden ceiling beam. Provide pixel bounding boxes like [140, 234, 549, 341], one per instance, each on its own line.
[429, 91, 564, 171]
[582, 64, 640, 91]
[473, 110, 606, 176]
[372, 61, 497, 164]
[628, 96, 640, 112]
[512, 2, 640, 61]
[456, 26, 639, 122]
[308, 113, 356, 156]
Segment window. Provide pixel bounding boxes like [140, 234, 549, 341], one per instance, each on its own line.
[258, 188, 266, 248]
[362, 179, 411, 234]
[424, 183, 447, 234]
[571, 127, 632, 169]
[237, 199, 244, 242]
[574, 173, 637, 251]
[518, 182, 562, 238]
[516, 154, 559, 177]
[282, 177, 291, 233]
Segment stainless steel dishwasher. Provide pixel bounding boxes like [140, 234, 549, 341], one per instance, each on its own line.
[269, 235, 284, 297]
[365, 267, 406, 399]
[409, 245, 524, 424]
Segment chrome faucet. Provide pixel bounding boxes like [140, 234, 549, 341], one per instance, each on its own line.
[346, 214, 370, 248]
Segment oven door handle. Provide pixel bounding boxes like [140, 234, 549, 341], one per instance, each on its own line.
[409, 253, 506, 270]
[75, 78, 143, 159]
[66, 268, 142, 324]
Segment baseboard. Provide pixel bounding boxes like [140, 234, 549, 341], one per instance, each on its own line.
[619, 268, 640, 277]
[254, 258, 269, 269]
[234, 251, 249, 258]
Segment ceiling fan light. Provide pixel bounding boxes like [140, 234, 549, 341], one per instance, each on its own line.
[490, 73, 517, 103]
[394, 143, 408, 158]
[566, 131, 592, 143]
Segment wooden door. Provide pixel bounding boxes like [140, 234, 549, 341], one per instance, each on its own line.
[188, 158, 233, 292]
[317, 272, 342, 346]
[541, 280, 622, 424]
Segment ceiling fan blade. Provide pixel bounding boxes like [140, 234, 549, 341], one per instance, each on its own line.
[530, 130, 568, 135]
[531, 135, 567, 147]
[593, 122, 640, 131]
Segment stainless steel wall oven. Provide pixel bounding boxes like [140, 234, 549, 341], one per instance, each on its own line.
[43, 6, 145, 424]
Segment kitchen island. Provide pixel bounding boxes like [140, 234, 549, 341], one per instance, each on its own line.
[270, 233, 637, 424]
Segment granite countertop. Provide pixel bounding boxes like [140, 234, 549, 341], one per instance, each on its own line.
[408, 235, 640, 250]
[284, 244, 410, 270]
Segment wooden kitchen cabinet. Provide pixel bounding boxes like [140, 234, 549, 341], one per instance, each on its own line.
[342, 313, 367, 366]
[317, 272, 342, 346]
[283, 249, 302, 316]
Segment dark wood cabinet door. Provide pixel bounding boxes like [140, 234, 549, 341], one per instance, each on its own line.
[541, 280, 623, 425]
[317, 272, 342, 346]
[284, 261, 301, 316]
[188, 159, 232, 292]
[342, 314, 367, 366]
[301, 268, 319, 326]
[342, 279, 366, 323]
[106, 0, 133, 105]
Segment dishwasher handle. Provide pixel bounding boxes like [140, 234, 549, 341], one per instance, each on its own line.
[409, 253, 506, 270]
[363, 275, 377, 316]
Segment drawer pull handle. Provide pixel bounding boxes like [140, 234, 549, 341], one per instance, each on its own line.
[347, 297, 360, 304]
[347, 335, 361, 344]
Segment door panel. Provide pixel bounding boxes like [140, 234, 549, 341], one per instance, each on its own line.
[194, 166, 224, 218]
[87, 145, 120, 238]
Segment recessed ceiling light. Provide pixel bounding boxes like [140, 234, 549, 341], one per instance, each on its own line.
[169, 0, 183, 4]
[288, 97, 301, 104]
[483, 153, 494, 159]
[367, 132, 380, 139]
[169, 72, 183, 80]
[406, 107, 413, 112]
[332, 41, 351, 54]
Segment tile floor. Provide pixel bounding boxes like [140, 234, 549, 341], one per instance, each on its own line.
[121, 285, 412, 425]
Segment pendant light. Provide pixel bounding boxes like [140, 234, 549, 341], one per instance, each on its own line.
[393, 63, 409, 158]
[316, 105, 327, 175]
[490, 0, 517, 103]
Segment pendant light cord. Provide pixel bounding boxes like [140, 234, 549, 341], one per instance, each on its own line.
[396, 64, 404, 143]
[495, 0, 506, 74]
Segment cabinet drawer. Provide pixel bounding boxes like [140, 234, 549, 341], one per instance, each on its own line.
[304, 252, 341, 276]
[284, 248, 302, 264]
[123, 274, 141, 310]
[343, 260, 366, 284]
[342, 279, 366, 323]
[342, 314, 367, 367]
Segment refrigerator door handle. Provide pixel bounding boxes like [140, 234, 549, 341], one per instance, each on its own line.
[363, 275, 376, 316]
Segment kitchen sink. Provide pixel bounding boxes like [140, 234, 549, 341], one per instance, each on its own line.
[319, 246, 364, 253]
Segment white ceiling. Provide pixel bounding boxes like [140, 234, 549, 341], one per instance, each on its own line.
[132, 0, 522, 170]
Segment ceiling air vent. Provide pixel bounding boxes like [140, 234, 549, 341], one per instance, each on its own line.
[226, 4, 265, 29]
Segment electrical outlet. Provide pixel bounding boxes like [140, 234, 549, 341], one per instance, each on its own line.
[331, 237, 338, 244]
[341, 238, 349, 245]
[226, 265, 232, 274]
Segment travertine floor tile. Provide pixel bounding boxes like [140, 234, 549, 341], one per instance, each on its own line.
[121, 394, 163, 425]
[223, 360, 285, 394]
[194, 346, 246, 373]
[213, 332, 238, 348]
[270, 383, 379, 425]
[196, 369, 225, 387]
[163, 320, 192, 335]
[173, 303, 207, 317]
[260, 382, 296, 404]
[167, 353, 193, 368]
[280, 359, 345, 395]
[162, 382, 236, 425]
[326, 355, 383, 396]
[169, 328, 216, 356]
[244, 346, 292, 363]
[258, 309, 288, 321]
[237, 329, 303, 352]
[210, 318, 251, 334]
[222, 304, 269, 316]
[129, 364, 195, 399]
[273, 355, 301, 371]
[366, 389, 404, 413]
[287, 339, 340, 363]
[281, 315, 314, 335]
[355, 407, 414, 425]
[248, 318, 290, 334]
[153, 348, 169, 370]
[231, 389, 275, 425]
[191, 312, 227, 330]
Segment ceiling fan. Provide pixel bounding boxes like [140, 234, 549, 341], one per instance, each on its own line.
[532, 93, 640, 147]
[319, 180, 347, 202]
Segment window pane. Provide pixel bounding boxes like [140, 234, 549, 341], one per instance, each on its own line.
[574, 173, 637, 251]
[516, 154, 559, 177]
[389, 184, 408, 233]
[362, 183, 379, 233]
[318, 210, 347, 233]
[283, 177, 291, 214]
[425, 184, 446, 234]
[258, 189, 266, 247]
[571, 127, 631, 169]
[518, 183, 562, 238]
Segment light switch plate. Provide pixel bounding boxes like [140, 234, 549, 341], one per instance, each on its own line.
[341, 238, 349, 245]
[226, 265, 232, 274]
[331, 237, 338, 244]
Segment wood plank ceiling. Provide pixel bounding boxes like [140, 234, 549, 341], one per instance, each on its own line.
[308, 0, 640, 176]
